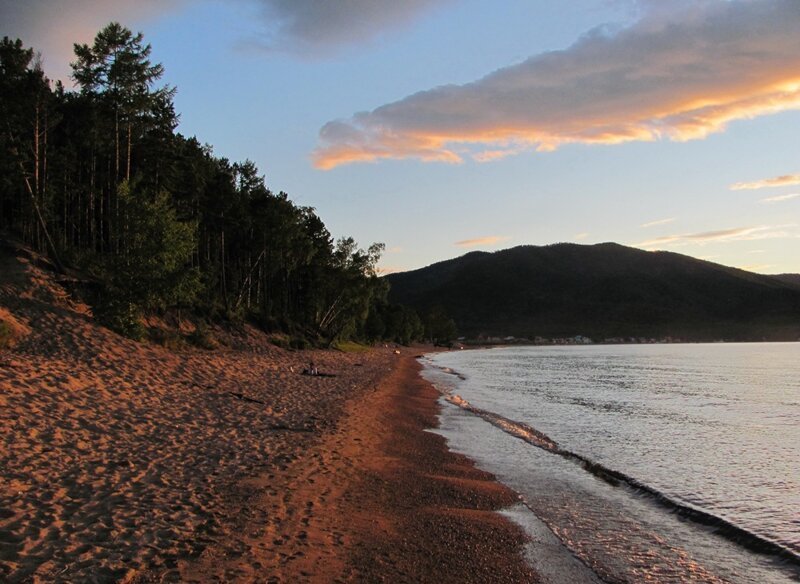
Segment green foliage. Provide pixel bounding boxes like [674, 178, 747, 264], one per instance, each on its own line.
[106, 181, 199, 310]
[187, 322, 216, 350]
[71, 22, 176, 181]
[149, 328, 185, 351]
[423, 306, 458, 345]
[331, 340, 371, 353]
[268, 334, 291, 350]
[94, 297, 145, 340]
[365, 302, 424, 345]
[0, 320, 16, 349]
[1, 26, 421, 348]
[316, 239, 387, 341]
[290, 336, 312, 350]
[387, 243, 800, 341]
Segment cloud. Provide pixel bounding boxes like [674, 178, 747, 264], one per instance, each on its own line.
[0, 0, 187, 82]
[641, 217, 676, 228]
[1, 0, 449, 81]
[244, 0, 452, 55]
[454, 236, 510, 249]
[761, 193, 800, 203]
[377, 265, 405, 275]
[574, 232, 590, 241]
[634, 225, 799, 248]
[314, 0, 800, 169]
[731, 174, 800, 190]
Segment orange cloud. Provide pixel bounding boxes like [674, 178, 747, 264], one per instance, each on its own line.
[731, 174, 800, 191]
[641, 217, 676, 228]
[377, 265, 405, 275]
[314, 0, 800, 169]
[761, 193, 800, 203]
[454, 236, 511, 248]
[634, 225, 799, 249]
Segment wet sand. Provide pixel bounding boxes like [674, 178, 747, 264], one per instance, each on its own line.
[0, 246, 535, 582]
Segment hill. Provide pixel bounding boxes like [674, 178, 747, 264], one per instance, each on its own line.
[385, 243, 800, 341]
[774, 274, 800, 289]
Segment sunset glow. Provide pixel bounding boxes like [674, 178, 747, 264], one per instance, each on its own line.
[3, 4, 800, 582]
[455, 236, 511, 249]
[314, 2, 800, 170]
[731, 174, 800, 191]
[4, 0, 798, 274]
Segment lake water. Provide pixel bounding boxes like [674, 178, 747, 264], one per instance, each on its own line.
[421, 343, 800, 583]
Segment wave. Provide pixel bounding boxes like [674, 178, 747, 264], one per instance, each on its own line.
[425, 360, 800, 569]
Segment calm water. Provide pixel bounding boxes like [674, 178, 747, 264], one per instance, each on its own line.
[422, 343, 800, 584]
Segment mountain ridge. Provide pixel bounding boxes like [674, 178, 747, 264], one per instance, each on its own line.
[385, 243, 800, 341]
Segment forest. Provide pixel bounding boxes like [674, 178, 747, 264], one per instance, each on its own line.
[387, 242, 800, 342]
[0, 23, 436, 346]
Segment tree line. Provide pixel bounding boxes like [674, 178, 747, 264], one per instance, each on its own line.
[0, 24, 453, 345]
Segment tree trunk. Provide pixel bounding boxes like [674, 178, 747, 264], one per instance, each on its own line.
[221, 225, 229, 312]
[16, 154, 64, 273]
[126, 122, 132, 181]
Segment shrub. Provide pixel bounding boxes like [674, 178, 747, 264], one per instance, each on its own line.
[0, 321, 15, 349]
[290, 336, 311, 350]
[269, 334, 291, 350]
[188, 322, 216, 350]
[95, 298, 145, 340]
[149, 328, 186, 351]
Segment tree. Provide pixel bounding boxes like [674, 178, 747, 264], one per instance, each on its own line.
[424, 306, 457, 345]
[71, 22, 176, 183]
[0, 36, 62, 269]
[317, 239, 386, 341]
[104, 181, 199, 309]
[387, 304, 424, 345]
[2, 25, 419, 346]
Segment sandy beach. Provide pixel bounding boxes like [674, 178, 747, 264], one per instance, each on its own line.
[0, 247, 534, 582]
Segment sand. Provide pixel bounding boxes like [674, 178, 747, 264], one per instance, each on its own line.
[0, 245, 535, 582]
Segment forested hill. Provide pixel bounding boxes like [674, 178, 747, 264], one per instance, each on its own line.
[774, 274, 800, 289]
[0, 25, 424, 345]
[386, 243, 800, 341]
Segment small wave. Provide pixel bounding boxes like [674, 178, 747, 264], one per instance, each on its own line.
[442, 391, 800, 568]
[420, 359, 468, 380]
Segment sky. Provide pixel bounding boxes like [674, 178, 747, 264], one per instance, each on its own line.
[2, 0, 799, 275]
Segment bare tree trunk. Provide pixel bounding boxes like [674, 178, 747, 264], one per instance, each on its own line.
[33, 99, 42, 250]
[15, 153, 64, 273]
[42, 107, 48, 201]
[115, 109, 120, 183]
[234, 248, 266, 310]
[126, 122, 132, 181]
[33, 99, 40, 198]
[221, 225, 229, 312]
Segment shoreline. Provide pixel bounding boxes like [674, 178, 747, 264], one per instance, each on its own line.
[1, 250, 536, 582]
[424, 345, 800, 583]
[169, 352, 536, 582]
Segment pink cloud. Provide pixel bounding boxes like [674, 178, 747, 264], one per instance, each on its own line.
[731, 174, 800, 191]
[314, 0, 800, 169]
[454, 236, 511, 248]
[634, 225, 799, 248]
[0, 0, 187, 83]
